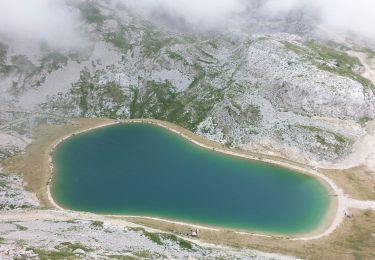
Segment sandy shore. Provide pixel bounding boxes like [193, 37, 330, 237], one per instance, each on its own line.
[44, 118, 349, 240]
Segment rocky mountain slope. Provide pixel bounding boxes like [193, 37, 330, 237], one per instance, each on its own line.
[1, 1, 374, 164]
[0, 174, 296, 259]
[1, 1, 375, 258]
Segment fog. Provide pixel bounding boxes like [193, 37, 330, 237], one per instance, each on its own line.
[0, 0, 84, 50]
[119, 0, 375, 42]
[121, 0, 245, 31]
[262, 0, 375, 42]
[0, 0, 375, 50]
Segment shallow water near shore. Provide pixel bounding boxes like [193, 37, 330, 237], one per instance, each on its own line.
[52, 123, 330, 234]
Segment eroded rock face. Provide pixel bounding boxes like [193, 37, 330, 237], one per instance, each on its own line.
[246, 38, 375, 120]
[0, 0, 374, 163]
[0, 174, 39, 210]
[0, 219, 297, 260]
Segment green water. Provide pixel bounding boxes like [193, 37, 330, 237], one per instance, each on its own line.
[52, 123, 330, 234]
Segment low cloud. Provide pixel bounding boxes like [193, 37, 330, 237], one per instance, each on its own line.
[262, 0, 375, 41]
[0, 0, 85, 50]
[120, 0, 375, 42]
[120, 0, 245, 32]
[1, 0, 375, 50]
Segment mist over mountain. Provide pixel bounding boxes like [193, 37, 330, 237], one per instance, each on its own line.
[0, 0, 87, 50]
[0, 0, 375, 51]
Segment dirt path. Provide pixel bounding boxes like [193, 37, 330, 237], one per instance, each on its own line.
[321, 121, 375, 172]
[322, 52, 375, 171]
[348, 51, 375, 84]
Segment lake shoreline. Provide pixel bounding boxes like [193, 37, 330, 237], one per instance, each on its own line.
[46, 118, 343, 240]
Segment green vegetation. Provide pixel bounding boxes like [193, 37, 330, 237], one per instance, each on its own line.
[142, 231, 163, 245]
[359, 117, 371, 126]
[77, 2, 106, 24]
[91, 220, 104, 228]
[298, 125, 351, 155]
[208, 40, 218, 49]
[26, 247, 76, 260]
[244, 105, 261, 123]
[11, 55, 35, 72]
[107, 255, 137, 260]
[0, 64, 14, 74]
[141, 26, 175, 56]
[308, 41, 359, 65]
[198, 48, 215, 59]
[361, 48, 375, 59]
[129, 80, 179, 119]
[66, 66, 223, 131]
[57, 242, 92, 252]
[72, 71, 92, 116]
[0, 43, 14, 76]
[106, 31, 131, 51]
[133, 250, 155, 258]
[15, 224, 28, 231]
[226, 102, 261, 125]
[103, 82, 126, 103]
[130, 227, 194, 250]
[70, 70, 128, 118]
[0, 180, 7, 188]
[0, 43, 7, 63]
[306, 41, 373, 87]
[282, 41, 307, 55]
[161, 234, 193, 250]
[41, 51, 68, 71]
[143, 231, 193, 250]
[129, 78, 220, 131]
[345, 211, 374, 260]
[283, 40, 374, 89]
[166, 50, 188, 65]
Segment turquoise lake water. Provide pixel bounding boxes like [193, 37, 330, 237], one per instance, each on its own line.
[52, 123, 330, 234]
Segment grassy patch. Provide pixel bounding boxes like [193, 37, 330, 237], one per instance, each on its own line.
[71, 70, 92, 116]
[57, 242, 92, 252]
[244, 105, 261, 123]
[136, 228, 194, 250]
[91, 220, 104, 229]
[103, 81, 126, 103]
[208, 40, 218, 49]
[77, 2, 106, 24]
[108, 255, 138, 260]
[283, 40, 374, 89]
[299, 125, 351, 155]
[0, 180, 7, 188]
[41, 51, 68, 71]
[361, 48, 375, 59]
[166, 50, 186, 63]
[133, 250, 154, 258]
[306, 41, 360, 65]
[142, 231, 163, 245]
[305, 41, 374, 89]
[15, 224, 28, 231]
[106, 32, 131, 50]
[198, 48, 215, 59]
[161, 233, 193, 250]
[26, 247, 76, 260]
[0, 42, 7, 63]
[129, 80, 179, 119]
[141, 27, 174, 56]
[282, 41, 307, 55]
[359, 117, 371, 126]
[178, 239, 193, 250]
[69, 70, 128, 118]
[226, 103, 261, 125]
